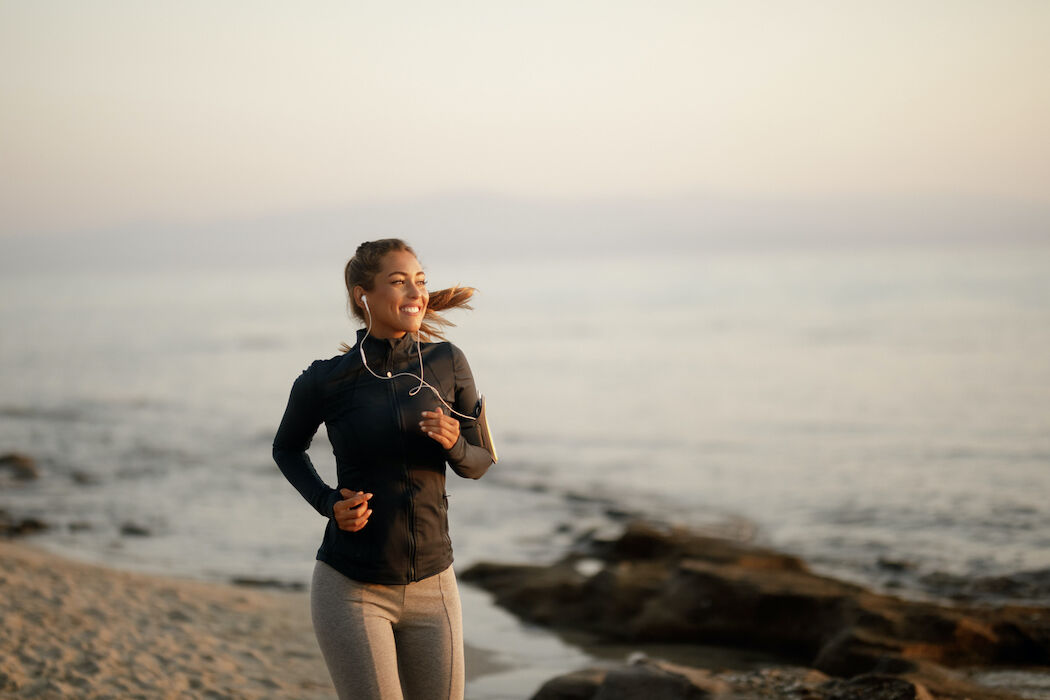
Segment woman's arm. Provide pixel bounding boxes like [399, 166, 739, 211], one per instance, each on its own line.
[427, 344, 495, 480]
[272, 365, 343, 517]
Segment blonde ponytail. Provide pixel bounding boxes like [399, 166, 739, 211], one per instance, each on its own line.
[419, 285, 475, 341]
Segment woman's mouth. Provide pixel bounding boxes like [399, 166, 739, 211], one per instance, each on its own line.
[400, 305, 422, 315]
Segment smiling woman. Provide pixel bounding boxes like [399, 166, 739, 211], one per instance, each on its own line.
[272, 238, 495, 700]
[342, 239, 476, 345]
[357, 250, 429, 339]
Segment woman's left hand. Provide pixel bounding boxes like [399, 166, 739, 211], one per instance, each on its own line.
[420, 407, 460, 450]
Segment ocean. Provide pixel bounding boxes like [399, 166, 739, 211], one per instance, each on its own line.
[2, 239, 1049, 694]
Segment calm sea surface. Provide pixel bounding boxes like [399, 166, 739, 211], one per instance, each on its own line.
[2, 240, 1049, 693]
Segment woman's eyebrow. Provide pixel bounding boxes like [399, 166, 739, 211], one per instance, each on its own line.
[385, 270, 426, 278]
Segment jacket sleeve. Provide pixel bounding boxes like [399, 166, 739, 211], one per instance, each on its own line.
[272, 364, 342, 518]
[445, 344, 495, 480]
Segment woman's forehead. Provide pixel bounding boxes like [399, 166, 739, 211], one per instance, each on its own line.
[381, 250, 424, 275]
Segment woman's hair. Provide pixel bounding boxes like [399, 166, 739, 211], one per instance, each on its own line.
[341, 238, 475, 349]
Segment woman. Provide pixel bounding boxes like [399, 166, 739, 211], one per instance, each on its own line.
[272, 239, 495, 700]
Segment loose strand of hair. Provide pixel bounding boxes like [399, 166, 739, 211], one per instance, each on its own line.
[419, 285, 475, 341]
[428, 285, 475, 313]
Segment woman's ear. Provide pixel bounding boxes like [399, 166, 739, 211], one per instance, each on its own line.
[352, 285, 365, 311]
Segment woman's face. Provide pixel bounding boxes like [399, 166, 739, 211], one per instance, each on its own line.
[357, 250, 429, 339]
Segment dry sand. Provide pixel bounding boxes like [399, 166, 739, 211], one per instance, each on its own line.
[0, 540, 506, 699]
[0, 539, 333, 698]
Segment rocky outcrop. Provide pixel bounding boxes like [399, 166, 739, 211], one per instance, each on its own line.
[532, 657, 730, 700]
[531, 657, 946, 700]
[0, 452, 38, 481]
[921, 568, 1050, 604]
[461, 521, 1050, 699]
[533, 660, 1048, 700]
[0, 509, 48, 537]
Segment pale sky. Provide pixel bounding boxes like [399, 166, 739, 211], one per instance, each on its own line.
[1, 0, 1048, 237]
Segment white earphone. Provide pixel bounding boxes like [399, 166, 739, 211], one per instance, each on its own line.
[358, 294, 478, 422]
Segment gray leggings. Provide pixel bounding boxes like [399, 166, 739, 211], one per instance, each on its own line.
[310, 561, 464, 700]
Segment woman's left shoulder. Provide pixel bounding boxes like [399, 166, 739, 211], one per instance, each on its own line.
[443, 341, 470, 361]
[421, 336, 459, 352]
[422, 339, 470, 368]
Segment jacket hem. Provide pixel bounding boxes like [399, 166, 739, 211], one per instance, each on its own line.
[316, 549, 454, 585]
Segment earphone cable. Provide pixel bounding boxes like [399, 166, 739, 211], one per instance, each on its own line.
[358, 298, 478, 422]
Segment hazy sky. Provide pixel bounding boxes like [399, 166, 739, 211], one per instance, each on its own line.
[1, 0, 1048, 237]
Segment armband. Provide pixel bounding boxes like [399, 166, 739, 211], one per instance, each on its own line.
[474, 395, 498, 463]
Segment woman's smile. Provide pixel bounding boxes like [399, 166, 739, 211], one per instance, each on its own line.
[358, 250, 430, 338]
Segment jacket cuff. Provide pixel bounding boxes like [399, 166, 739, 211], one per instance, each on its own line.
[323, 489, 342, 518]
[445, 436, 468, 465]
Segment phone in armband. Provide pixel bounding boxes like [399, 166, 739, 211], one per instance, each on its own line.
[475, 395, 498, 463]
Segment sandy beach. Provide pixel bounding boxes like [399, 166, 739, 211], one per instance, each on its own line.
[0, 540, 510, 699]
[0, 539, 341, 698]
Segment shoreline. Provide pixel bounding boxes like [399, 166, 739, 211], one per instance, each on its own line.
[0, 539, 514, 699]
[4, 521, 1050, 700]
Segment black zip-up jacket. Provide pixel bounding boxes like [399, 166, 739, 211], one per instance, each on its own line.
[273, 329, 493, 584]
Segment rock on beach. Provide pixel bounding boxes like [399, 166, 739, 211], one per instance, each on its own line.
[462, 520, 1050, 700]
[0, 451, 38, 481]
[531, 659, 942, 700]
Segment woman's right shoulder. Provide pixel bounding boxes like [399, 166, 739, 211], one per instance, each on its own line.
[295, 352, 359, 384]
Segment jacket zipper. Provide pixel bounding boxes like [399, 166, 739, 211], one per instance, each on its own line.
[387, 343, 417, 582]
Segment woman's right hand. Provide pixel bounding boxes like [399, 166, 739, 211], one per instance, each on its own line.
[333, 488, 373, 532]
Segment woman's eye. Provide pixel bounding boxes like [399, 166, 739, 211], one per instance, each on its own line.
[392, 279, 405, 285]
[417, 280, 428, 287]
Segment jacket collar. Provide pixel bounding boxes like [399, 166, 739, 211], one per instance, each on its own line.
[355, 328, 418, 359]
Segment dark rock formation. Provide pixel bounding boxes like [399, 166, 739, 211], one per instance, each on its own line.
[531, 658, 948, 700]
[819, 673, 934, 700]
[921, 568, 1050, 604]
[119, 522, 151, 537]
[462, 521, 1050, 700]
[532, 657, 730, 700]
[0, 452, 38, 481]
[0, 509, 48, 537]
